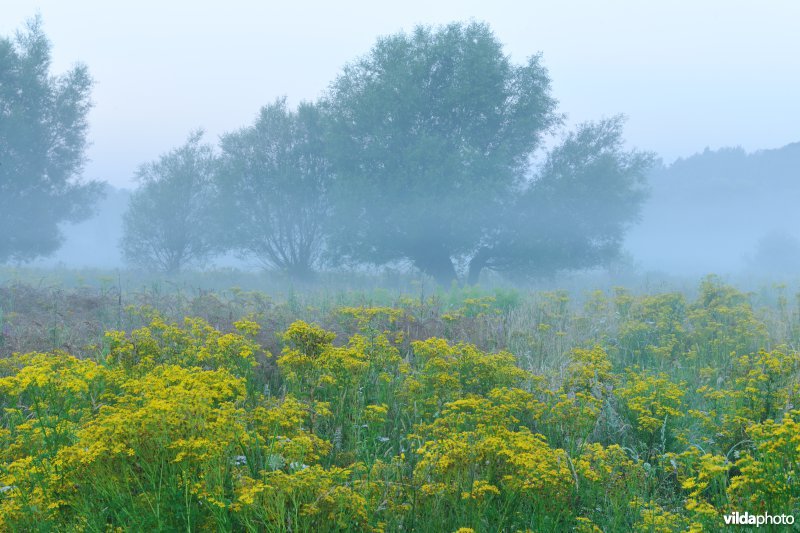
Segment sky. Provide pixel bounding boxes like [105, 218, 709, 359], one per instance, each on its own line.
[3, 0, 799, 188]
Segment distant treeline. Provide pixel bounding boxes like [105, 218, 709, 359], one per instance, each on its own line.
[628, 142, 800, 275]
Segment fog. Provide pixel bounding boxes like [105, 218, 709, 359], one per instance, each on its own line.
[3, 2, 800, 285]
[41, 142, 800, 281]
[628, 143, 800, 277]
[7, 7, 800, 531]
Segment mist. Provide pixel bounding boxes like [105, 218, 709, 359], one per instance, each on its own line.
[628, 142, 800, 278]
[5, 6, 800, 531]
[37, 141, 800, 285]
[2, 3, 799, 287]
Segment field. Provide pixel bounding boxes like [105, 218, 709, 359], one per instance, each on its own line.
[1, 273, 798, 531]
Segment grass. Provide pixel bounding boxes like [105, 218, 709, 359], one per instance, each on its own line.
[0, 271, 799, 531]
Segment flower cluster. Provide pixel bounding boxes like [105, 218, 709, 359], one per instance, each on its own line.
[3, 277, 800, 532]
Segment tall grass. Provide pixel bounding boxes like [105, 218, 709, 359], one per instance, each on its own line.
[1, 273, 799, 530]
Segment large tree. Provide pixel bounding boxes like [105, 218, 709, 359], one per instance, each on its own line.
[217, 99, 331, 280]
[121, 131, 219, 273]
[324, 22, 559, 285]
[0, 17, 102, 263]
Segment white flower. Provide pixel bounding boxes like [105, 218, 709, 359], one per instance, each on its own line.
[266, 453, 285, 471]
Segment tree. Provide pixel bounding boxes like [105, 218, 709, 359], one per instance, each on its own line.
[0, 16, 102, 263]
[121, 131, 218, 273]
[323, 22, 559, 285]
[466, 117, 653, 283]
[217, 99, 331, 280]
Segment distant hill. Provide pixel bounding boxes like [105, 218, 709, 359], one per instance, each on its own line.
[626, 142, 800, 275]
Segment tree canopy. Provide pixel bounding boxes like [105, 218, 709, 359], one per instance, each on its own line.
[217, 99, 331, 280]
[121, 131, 218, 273]
[467, 117, 653, 283]
[323, 22, 560, 284]
[0, 17, 101, 263]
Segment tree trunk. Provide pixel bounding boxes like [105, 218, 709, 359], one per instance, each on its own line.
[411, 247, 459, 286]
[466, 247, 492, 285]
[286, 263, 316, 283]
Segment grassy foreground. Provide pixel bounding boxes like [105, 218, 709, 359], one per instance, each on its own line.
[0, 276, 798, 531]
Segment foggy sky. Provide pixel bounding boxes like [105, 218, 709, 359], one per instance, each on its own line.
[3, 0, 799, 188]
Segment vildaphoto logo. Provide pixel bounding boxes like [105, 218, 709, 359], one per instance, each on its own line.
[723, 511, 795, 527]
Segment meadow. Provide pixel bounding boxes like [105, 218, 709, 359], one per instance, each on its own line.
[0, 273, 798, 531]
